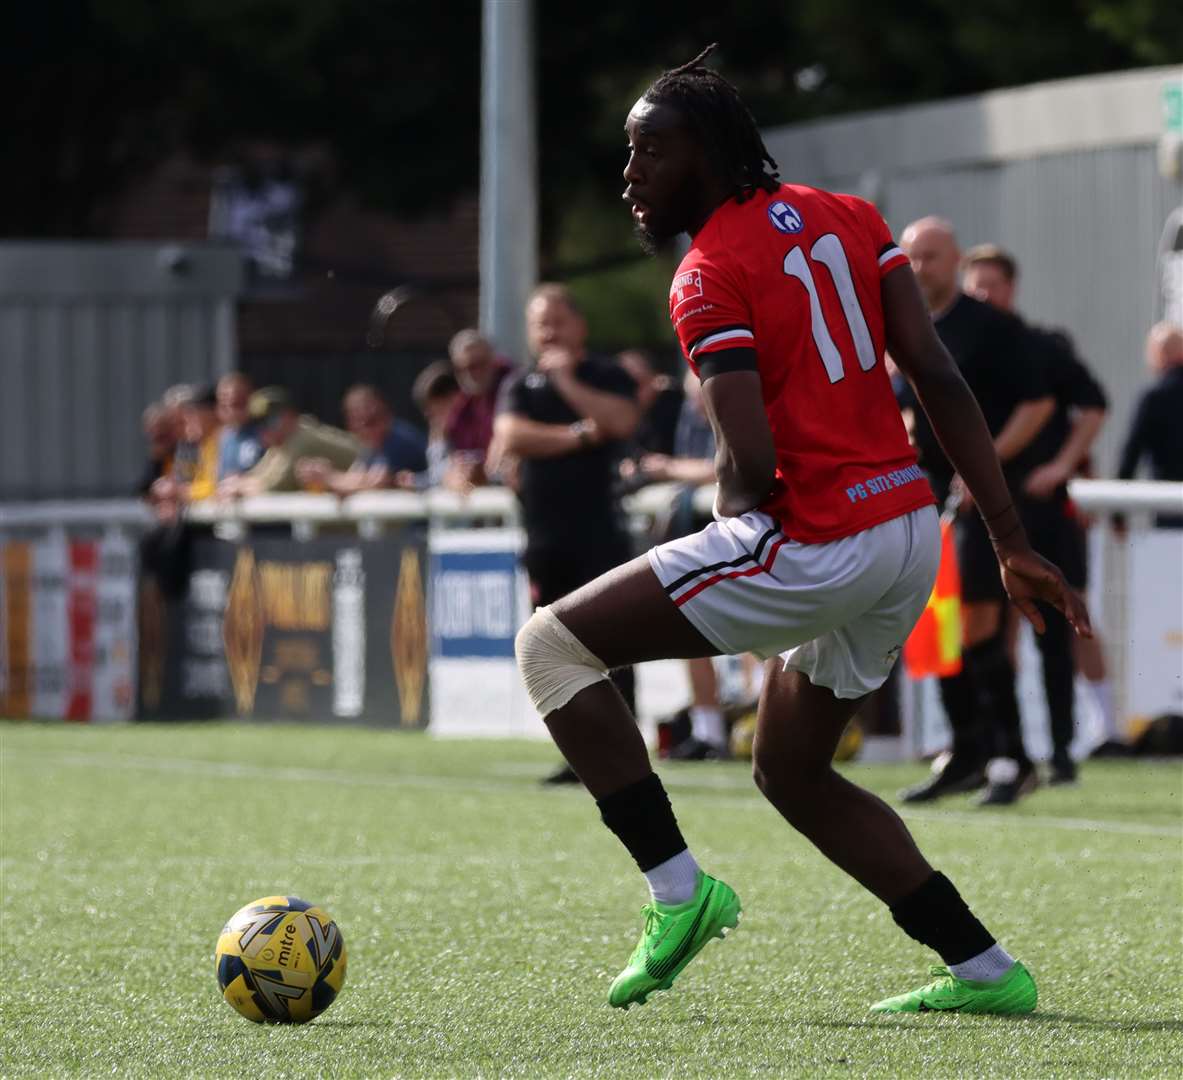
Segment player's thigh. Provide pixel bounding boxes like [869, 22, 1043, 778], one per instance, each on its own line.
[549, 554, 718, 669]
[752, 662, 865, 778]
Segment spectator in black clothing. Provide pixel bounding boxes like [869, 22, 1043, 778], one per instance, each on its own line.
[492, 283, 640, 784]
[963, 244, 1112, 781]
[617, 349, 683, 458]
[1118, 322, 1183, 528]
[897, 217, 1054, 807]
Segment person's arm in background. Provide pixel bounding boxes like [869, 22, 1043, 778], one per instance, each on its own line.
[1024, 335, 1108, 498]
[638, 453, 717, 485]
[229, 445, 293, 496]
[992, 317, 1054, 464]
[539, 349, 640, 441]
[882, 264, 1090, 636]
[490, 367, 604, 462]
[1116, 392, 1152, 480]
[492, 414, 599, 458]
[993, 398, 1054, 464]
[1026, 408, 1105, 497]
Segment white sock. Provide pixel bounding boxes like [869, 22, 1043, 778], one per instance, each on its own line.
[1088, 678, 1119, 741]
[644, 848, 701, 906]
[950, 943, 1015, 983]
[689, 705, 726, 748]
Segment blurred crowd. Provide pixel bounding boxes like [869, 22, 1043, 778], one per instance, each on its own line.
[138, 263, 1183, 775]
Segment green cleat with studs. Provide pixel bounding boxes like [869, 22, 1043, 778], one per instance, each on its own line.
[870, 961, 1038, 1015]
[608, 872, 741, 1010]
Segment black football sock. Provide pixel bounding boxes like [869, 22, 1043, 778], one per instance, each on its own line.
[937, 670, 985, 766]
[596, 772, 688, 873]
[889, 871, 996, 965]
[964, 632, 1030, 766]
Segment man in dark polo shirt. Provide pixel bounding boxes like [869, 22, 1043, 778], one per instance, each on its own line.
[897, 218, 1054, 806]
[493, 283, 641, 783]
[963, 244, 1111, 784]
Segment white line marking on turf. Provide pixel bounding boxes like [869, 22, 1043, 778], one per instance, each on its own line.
[4, 748, 1181, 840]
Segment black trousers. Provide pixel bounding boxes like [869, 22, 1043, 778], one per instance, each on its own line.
[1022, 497, 1079, 760]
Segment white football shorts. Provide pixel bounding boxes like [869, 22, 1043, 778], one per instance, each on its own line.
[646, 505, 940, 699]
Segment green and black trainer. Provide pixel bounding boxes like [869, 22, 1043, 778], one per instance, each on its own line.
[870, 961, 1038, 1015]
[608, 872, 741, 1009]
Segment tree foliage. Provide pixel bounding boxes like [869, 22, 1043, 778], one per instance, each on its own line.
[3, 0, 1178, 242]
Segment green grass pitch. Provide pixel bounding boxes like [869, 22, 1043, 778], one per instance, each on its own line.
[1, 722, 1180, 1078]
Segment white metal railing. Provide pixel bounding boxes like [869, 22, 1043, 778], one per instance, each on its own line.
[1, 478, 1179, 531]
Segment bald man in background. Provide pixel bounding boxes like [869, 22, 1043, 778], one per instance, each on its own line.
[897, 217, 1053, 806]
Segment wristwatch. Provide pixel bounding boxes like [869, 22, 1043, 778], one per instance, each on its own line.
[570, 420, 595, 448]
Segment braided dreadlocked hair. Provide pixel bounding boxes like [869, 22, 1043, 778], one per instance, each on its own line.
[643, 44, 780, 202]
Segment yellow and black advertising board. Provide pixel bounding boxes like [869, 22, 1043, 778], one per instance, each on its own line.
[138, 528, 429, 727]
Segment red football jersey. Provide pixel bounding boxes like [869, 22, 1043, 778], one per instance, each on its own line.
[669, 183, 934, 543]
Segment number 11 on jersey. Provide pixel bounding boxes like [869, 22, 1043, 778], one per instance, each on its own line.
[783, 233, 877, 384]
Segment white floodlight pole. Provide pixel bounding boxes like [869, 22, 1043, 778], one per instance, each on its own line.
[480, 0, 537, 367]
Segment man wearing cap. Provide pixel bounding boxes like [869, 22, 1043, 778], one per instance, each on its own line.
[219, 387, 359, 497]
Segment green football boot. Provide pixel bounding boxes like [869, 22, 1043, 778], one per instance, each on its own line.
[870, 961, 1037, 1015]
[608, 872, 741, 1009]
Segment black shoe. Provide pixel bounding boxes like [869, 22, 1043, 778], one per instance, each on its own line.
[1088, 738, 1131, 759]
[1048, 756, 1078, 786]
[977, 758, 1039, 806]
[541, 763, 581, 785]
[668, 736, 726, 761]
[900, 751, 986, 803]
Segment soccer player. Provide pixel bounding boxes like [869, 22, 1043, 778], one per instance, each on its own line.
[513, 47, 1090, 1015]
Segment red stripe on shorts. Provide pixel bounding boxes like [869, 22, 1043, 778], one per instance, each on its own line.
[673, 535, 788, 607]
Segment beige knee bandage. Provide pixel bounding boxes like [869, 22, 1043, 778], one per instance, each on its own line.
[515, 606, 610, 717]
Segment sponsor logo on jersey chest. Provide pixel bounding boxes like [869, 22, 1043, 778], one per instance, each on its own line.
[768, 201, 804, 234]
[670, 268, 704, 310]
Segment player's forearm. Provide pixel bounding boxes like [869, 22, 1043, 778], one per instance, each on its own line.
[909, 363, 1028, 542]
[549, 374, 639, 440]
[993, 397, 1054, 463]
[1052, 408, 1105, 475]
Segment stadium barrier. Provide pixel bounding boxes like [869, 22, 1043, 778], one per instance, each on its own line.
[1, 481, 1179, 756]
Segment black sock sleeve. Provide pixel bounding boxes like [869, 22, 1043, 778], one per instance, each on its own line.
[889, 871, 997, 965]
[596, 773, 688, 873]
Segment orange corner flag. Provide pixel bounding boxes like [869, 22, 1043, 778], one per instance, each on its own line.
[903, 515, 963, 679]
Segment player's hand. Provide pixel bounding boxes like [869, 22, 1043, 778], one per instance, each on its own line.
[1023, 461, 1067, 500]
[996, 544, 1092, 638]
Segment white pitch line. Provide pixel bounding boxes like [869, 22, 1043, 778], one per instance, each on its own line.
[3, 748, 1181, 840]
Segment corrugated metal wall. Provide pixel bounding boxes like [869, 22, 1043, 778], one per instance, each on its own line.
[876, 146, 1179, 473]
[0, 244, 241, 499]
[764, 67, 1183, 476]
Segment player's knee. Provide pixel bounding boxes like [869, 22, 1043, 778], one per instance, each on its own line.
[515, 606, 609, 718]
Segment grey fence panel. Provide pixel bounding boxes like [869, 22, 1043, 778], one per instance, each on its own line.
[0, 308, 31, 492]
[0, 243, 244, 499]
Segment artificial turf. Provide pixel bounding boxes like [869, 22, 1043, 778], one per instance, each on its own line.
[1, 722, 1180, 1078]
